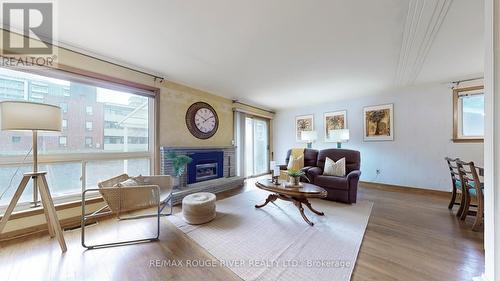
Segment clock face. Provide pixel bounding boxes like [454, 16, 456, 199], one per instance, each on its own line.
[186, 102, 219, 139]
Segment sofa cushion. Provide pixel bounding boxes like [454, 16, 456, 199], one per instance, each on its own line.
[323, 157, 346, 177]
[313, 175, 349, 190]
[317, 149, 360, 174]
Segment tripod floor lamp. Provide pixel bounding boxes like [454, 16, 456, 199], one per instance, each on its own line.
[0, 101, 67, 252]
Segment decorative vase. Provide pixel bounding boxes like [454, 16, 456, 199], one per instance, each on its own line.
[172, 176, 181, 188]
[289, 176, 300, 186]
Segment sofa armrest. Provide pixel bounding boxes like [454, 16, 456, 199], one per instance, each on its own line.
[346, 170, 361, 203]
[307, 166, 323, 178]
[346, 170, 361, 182]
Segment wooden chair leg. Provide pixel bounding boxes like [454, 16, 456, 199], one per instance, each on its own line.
[448, 187, 457, 209]
[456, 191, 466, 218]
[472, 199, 484, 231]
[460, 195, 470, 221]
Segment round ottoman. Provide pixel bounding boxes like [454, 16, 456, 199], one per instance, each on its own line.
[182, 192, 216, 225]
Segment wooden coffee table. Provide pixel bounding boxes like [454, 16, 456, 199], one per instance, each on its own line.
[255, 179, 328, 226]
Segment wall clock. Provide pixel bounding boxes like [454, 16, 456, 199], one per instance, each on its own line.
[185, 102, 219, 139]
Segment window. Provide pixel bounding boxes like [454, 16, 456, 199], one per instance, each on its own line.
[105, 121, 123, 129]
[104, 136, 124, 144]
[453, 86, 484, 142]
[0, 67, 155, 210]
[86, 121, 93, 131]
[30, 82, 48, 100]
[59, 136, 67, 146]
[85, 137, 93, 148]
[60, 102, 68, 113]
[0, 76, 25, 100]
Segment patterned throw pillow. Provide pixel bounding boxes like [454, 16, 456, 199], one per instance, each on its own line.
[323, 157, 346, 177]
[287, 155, 304, 170]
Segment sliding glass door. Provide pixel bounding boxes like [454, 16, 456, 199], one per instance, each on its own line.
[244, 117, 269, 177]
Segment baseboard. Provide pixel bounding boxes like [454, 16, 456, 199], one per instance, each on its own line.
[359, 181, 450, 197]
[0, 210, 113, 244]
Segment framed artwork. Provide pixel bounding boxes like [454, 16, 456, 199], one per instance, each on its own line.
[324, 110, 347, 142]
[363, 103, 394, 141]
[295, 114, 314, 142]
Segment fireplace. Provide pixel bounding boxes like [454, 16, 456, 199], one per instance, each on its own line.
[187, 151, 224, 184]
[195, 163, 219, 181]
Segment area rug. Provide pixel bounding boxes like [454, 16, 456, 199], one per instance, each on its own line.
[168, 189, 373, 281]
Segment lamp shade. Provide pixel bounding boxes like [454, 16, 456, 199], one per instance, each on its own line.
[329, 129, 350, 142]
[301, 130, 318, 142]
[0, 101, 62, 131]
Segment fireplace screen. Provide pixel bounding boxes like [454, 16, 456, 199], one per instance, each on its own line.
[196, 163, 219, 181]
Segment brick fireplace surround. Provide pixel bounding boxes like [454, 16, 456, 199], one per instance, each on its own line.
[160, 146, 244, 204]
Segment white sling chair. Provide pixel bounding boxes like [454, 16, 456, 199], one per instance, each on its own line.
[81, 174, 173, 249]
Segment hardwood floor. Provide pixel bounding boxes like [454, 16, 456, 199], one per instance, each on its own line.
[0, 177, 484, 281]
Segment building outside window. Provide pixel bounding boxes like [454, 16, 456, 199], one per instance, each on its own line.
[86, 121, 93, 131]
[86, 105, 93, 115]
[0, 67, 154, 209]
[59, 136, 67, 146]
[85, 137, 93, 148]
[30, 82, 48, 101]
[0, 76, 25, 100]
[60, 102, 68, 113]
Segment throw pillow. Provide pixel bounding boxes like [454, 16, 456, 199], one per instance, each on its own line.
[115, 178, 139, 187]
[132, 174, 145, 185]
[287, 155, 304, 170]
[323, 157, 346, 177]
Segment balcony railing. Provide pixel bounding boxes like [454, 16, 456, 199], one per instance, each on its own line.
[0, 152, 152, 213]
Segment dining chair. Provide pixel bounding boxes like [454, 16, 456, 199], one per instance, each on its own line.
[444, 157, 463, 214]
[456, 160, 484, 231]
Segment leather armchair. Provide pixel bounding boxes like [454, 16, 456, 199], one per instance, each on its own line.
[306, 149, 361, 203]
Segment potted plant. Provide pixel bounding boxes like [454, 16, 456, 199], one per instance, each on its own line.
[287, 169, 309, 187]
[166, 151, 193, 187]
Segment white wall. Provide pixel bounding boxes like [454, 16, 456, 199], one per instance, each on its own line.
[273, 82, 484, 191]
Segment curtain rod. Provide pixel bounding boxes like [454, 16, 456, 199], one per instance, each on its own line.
[451, 77, 483, 84]
[232, 100, 275, 114]
[57, 45, 166, 81]
[0, 28, 166, 81]
[447, 77, 483, 89]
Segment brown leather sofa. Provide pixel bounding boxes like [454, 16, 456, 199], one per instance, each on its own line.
[280, 148, 361, 204]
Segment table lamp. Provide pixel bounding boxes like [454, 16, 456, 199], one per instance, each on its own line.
[0, 101, 67, 252]
[329, 129, 350, 148]
[301, 131, 317, 148]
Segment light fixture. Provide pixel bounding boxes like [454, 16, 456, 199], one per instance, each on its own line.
[301, 131, 318, 149]
[0, 101, 67, 252]
[329, 129, 350, 148]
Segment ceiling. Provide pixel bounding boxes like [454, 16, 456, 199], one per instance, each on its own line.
[52, 0, 483, 110]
